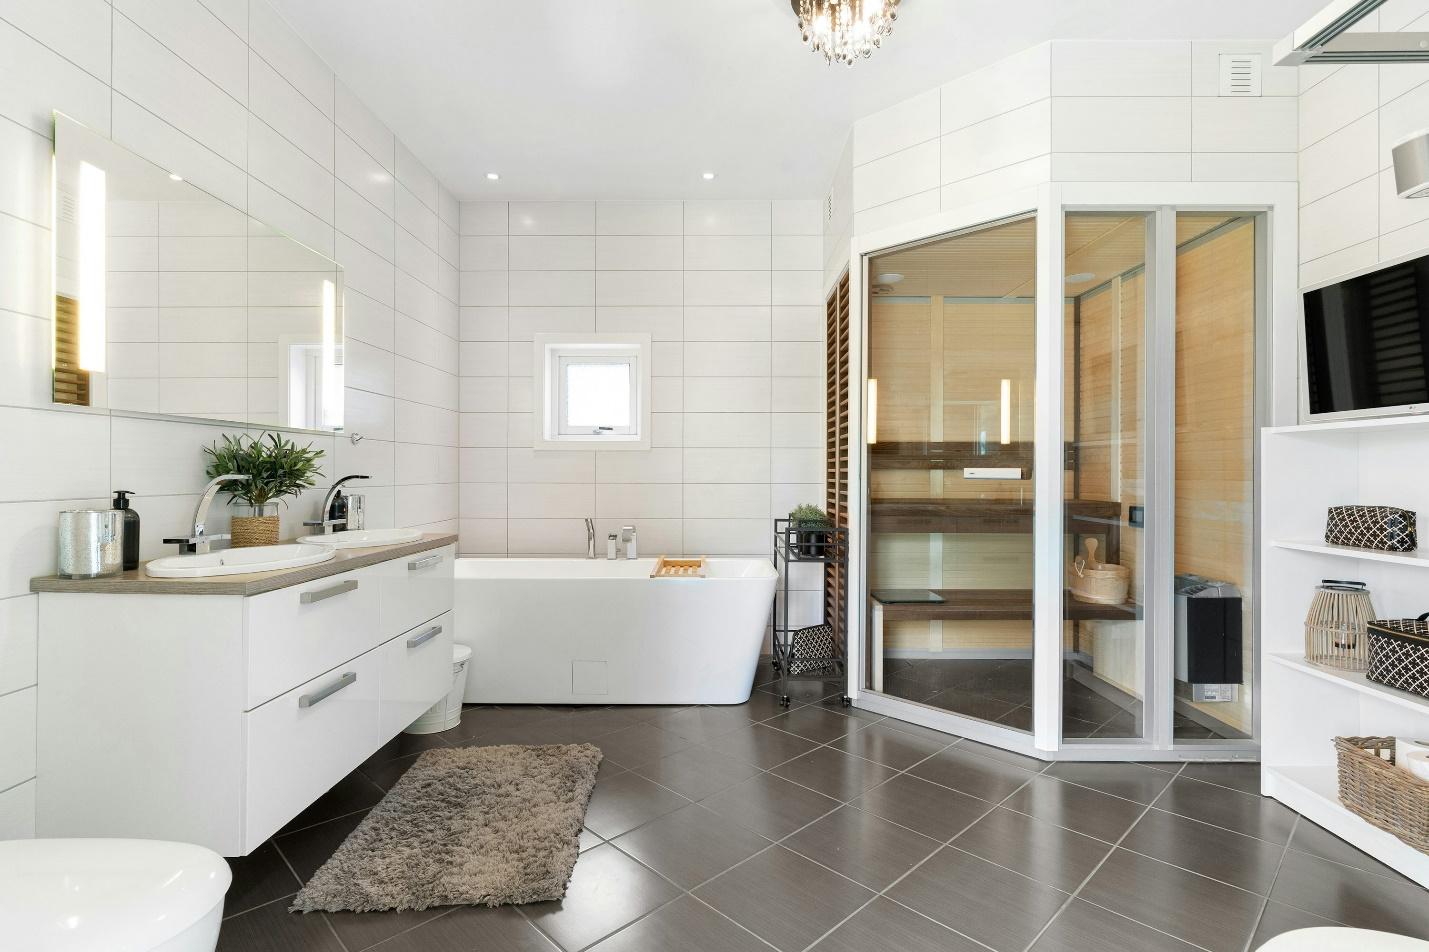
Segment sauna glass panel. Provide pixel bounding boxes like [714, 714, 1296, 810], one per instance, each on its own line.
[1062, 213, 1149, 742]
[1173, 214, 1256, 741]
[865, 215, 1037, 732]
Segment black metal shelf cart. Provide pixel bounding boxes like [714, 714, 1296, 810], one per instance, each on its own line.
[771, 518, 851, 708]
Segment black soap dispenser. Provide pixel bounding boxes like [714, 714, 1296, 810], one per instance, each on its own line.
[112, 490, 140, 571]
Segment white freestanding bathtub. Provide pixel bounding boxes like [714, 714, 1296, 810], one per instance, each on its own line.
[455, 557, 777, 705]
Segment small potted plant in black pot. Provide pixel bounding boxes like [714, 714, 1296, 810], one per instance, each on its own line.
[789, 504, 833, 558]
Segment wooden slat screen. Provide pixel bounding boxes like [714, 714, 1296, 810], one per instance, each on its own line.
[825, 272, 850, 658]
[53, 294, 91, 406]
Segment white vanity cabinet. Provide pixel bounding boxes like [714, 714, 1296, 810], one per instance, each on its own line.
[34, 540, 456, 856]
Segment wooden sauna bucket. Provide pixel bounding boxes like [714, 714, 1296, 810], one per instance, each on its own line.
[1069, 538, 1130, 605]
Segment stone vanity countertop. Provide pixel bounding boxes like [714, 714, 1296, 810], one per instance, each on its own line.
[30, 533, 458, 597]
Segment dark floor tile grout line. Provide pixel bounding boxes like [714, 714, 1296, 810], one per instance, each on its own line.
[1017, 761, 1188, 952]
[220, 890, 299, 922]
[1241, 815, 1301, 952]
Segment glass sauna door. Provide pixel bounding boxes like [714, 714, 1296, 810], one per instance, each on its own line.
[865, 215, 1039, 732]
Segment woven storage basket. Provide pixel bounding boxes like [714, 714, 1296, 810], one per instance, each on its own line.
[1304, 580, 1375, 670]
[231, 514, 280, 547]
[1335, 735, 1429, 852]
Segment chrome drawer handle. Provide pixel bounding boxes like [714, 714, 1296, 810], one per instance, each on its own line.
[407, 624, 442, 649]
[298, 672, 356, 708]
[408, 554, 442, 571]
[300, 579, 359, 604]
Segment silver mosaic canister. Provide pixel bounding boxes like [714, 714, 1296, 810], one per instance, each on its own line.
[57, 509, 125, 579]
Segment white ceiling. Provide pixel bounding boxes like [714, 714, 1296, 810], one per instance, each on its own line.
[271, 0, 1326, 201]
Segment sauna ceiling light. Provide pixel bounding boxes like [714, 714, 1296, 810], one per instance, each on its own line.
[702, 172, 716, 180]
[791, 0, 901, 67]
[168, 173, 183, 182]
[875, 272, 903, 283]
[485, 172, 500, 181]
[1066, 272, 1096, 283]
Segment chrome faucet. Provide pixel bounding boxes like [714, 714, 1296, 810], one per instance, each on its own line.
[585, 518, 596, 559]
[163, 474, 251, 554]
[622, 525, 638, 560]
[305, 475, 370, 534]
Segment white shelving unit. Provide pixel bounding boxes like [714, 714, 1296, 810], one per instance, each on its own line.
[1262, 415, 1429, 888]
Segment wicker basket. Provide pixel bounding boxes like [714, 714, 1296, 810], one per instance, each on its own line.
[1304, 580, 1375, 670]
[1334, 735, 1429, 852]
[231, 515, 280, 547]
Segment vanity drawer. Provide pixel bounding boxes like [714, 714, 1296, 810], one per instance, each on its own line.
[243, 647, 381, 852]
[377, 611, 453, 737]
[244, 566, 381, 709]
[378, 545, 455, 637]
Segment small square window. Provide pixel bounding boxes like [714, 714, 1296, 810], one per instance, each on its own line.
[534, 333, 651, 450]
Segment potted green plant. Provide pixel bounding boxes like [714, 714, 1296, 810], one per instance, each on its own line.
[789, 503, 833, 558]
[203, 433, 325, 547]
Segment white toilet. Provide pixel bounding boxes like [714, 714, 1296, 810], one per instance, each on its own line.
[1258, 928, 1429, 951]
[0, 838, 232, 952]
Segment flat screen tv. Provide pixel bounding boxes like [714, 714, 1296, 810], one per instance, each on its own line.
[1303, 253, 1429, 421]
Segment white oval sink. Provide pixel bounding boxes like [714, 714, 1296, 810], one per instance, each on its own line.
[146, 544, 335, 578]
[296, 528, 423, 548]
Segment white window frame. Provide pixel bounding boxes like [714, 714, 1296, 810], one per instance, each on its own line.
[533, 332, 651, 451]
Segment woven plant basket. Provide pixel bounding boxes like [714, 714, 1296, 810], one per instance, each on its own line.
[1335, 735, 1429, 852]
[231, 515, 280, 548]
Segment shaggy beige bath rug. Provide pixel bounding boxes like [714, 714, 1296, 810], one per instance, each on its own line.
[291, 743, 602, 913]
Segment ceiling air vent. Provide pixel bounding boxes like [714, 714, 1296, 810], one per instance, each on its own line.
[1218, 54, 1262, 96]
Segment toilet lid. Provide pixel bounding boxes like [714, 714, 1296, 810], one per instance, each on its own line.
[1257, 927, 1429, 951]
[0, 838, 232, 951]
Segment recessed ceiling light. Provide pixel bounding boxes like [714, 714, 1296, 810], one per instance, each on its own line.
[1066, 272, 1096, 283]
[701, 172, 716, 180]
[875, 272, 903, 283]
[485, 172, 500, 181]
[168, 173, 183, 182]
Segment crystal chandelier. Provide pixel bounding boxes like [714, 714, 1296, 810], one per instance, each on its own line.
[793, 0, 900, 67]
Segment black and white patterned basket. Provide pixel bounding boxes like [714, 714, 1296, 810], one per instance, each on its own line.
[1367, 614, 1429, 698]
[788, 623, 838, 675]
[1325, 506, 1418, 553]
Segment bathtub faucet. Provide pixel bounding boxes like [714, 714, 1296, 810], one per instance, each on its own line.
[584, 518, 596, 559]
[622, 525, 638, 560]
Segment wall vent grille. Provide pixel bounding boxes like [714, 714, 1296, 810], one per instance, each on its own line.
[1219, 54, 1263, 96]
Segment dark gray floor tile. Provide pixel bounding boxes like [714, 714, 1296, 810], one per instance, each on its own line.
[359, 751, 422, 792]
[274, 810, 366, 882]
[1120, 808, 1286, 895]
[878, 717, 963, 744]
[223, 841, 300, 917]
[1178, 761, 1261, 795]
[762, 679, 845, 704]
[448, 705, 565, 742]
[1031, 899, 1201, 952]
[956, 738, 1047, 771]
[704, 723, 819, 770]
[700, 772, 840, 840]
[723, 690, 801, 722]
[830, 721, 949, 770]
[584, 770, 691, 839]
[612, 803, 771, 889]
[1078, 849, 1263, 952]
[578, 828, 602, 852]
[1004, 775, 1146, 843]
[908, 745, 1040, 802]
[1270, 847, 1429, 938]
[1289, 817, 1413, 883]
[565, 707, 648, 741]
[594, 723, 697, 769]
[888, 846, 1069, 952]
[634, 744, 764, 801]
[324, 906, 448, 951]
[810, 896, 985, 952]
[367, 906, 553, 951]
[589, 894, 771, 952]
[953, 806, 1112, 893]
[1042, 761, 1174, 804]
[216, 902, 344, 952]
[852, 773, 991, 841]
[277, 772, 384, 834]
[695, 846, 874, 952]
[648, 706, 754, 743]
[783, 805, 941, 890]
[359, 731, 448, 770]
[769, 747, 898, 801]
[764, 705, 865, 743]
[1248, 900, 1345, 948]
[924, 689, 1023, 723]
[524, 844, 682, 952]
[461, 718, 586, 748]
[1155, 777, 1297, 844]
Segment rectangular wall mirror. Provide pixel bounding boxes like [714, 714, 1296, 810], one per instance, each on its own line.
[51, 113, 345, 432]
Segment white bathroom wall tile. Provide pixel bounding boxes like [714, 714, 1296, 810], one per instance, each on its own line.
[394, 482, 457, 528]
[596, 448, 682, 484]
[397, 184, 440, 251]
[0, 776, 35, 838]
[1052, 152, 1191, 183]
[460, 307, 508, 342]
[772, 412, 823, 448]
[1, 0, 111, 79]
[508, 483, 594, 519]
[0, 18, 110, 136]
[772, 484, 825, 524]
[683, 483, 769, 519]
[395, 357, 457, 411]
[1190, 41, 1297, 97]
[336, 235, 393, 306]
[506, 519, 588, 556]
[772, 271, 821, 306]
[1192, 153, 1298, 182]
[335, 182, 395, 259]
[439, 221, 460, 268]
[335, 79, 395, 173]
[853, 87, 940, 166]
[459, 448, 506, 484]
[458, 518, 506, 554]
[396, 140, 440, 214]
[509, 270, 595, 307]
[596, 483, 682, 519]
[853, 139, 940, 212]
[396, 399, 457, 446]
[684, 270, 771, 306]
[684, 307, 770, 342]
[1299, 114, 1379, 206]
[336, 130, 395, 217]
[0, 687, 36, 791]
[941, 42, 1050, 132]
[651, 377, 683, 413]
[1379, 166, 1429, 236]
[0, 498, 107, 599]
[651, 342, 684, 377]
[1052, 98, 1191, 153]
[109, 235, 159, 273]
[682, 448, 771, 484]
[509, 202, 595, 236]
[941, 100, 1053, 186]
[596, 236, 684, 271]
[684, 377, 771, 413]
[773, 306, 824, 341]
[397, 227, 439, 288]
[0, 313, 52, 408]
[460, 341, 509, 378]
[346, 385, 396, 443]
[596, 270, 684, 306]
[651, 412, 682, 448]
[772, 200, 822, 236]
[1191, 97, 1298, 154]
[111, 95, 246, 210]
[1300, 175, 1378, 263]
[458, 483, 506, 519]
[249, 52, 332, 169]
[596, 201, 683, 235]
[506, 448, 595, 485]
[398, 272, 447, 331]
[506, 342, 533, 378]
[509, 236, 596, 271]
[460, 376, 507, 414]
[505, 412, 533, 447]
[120, 5, 240, 107]
[0, 218, 49, 323]
[596, 306, 684, 340]
[773, 377, 823, 413]
[461, 271, 508, 307]
[772, 236, 821, 271]
[461, 201, 508, 236]
[683, 413, 770, 448]
[461, 236, 509, 271]
[334, 433, 396, 486]
[682, 519, 767, 556]
[0, 121, 51, 227]
[0, 408, 109, 502]
[940, 156, 1051, 212]
[1299, 64, 1377, 149]
[0, 594, 36, 697]
[684, 201, 772, 236]
[772, 341, 824, 377]
[683, 342, 771, 377]
[684, 237, 771, 271]
[1051, 40, 1190, 97]
[249, 0, 334, 117]
[772, 447, 822, 483]
[246, 179, 333, 257]
[1378, 79, 1429, 167]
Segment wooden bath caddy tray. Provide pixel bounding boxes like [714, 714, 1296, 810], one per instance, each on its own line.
[651, 556, 707, 578]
